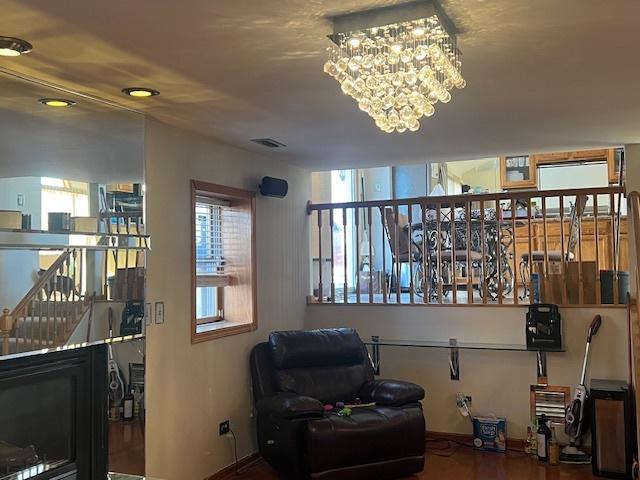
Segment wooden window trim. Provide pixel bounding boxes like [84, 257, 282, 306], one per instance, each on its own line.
[191, 180, 257, 343]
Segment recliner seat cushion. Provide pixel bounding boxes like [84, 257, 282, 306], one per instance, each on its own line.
[306, 406, 425, 475]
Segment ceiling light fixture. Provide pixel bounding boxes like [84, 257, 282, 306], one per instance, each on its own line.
[0, 36, 33, 57]
[39, 98, 76, 107]
[121, 87, 160, 98]
[324, 1, 465, 133]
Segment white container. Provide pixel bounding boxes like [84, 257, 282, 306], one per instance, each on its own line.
[0, 210, 22, 229]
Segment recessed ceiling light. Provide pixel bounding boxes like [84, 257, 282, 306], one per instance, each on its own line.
[0, 36, 33, 57]
[121, 87, 160, 98]
[39, 98, 76, 107]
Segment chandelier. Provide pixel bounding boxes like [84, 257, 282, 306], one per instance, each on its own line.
[324, 4, 465, 133]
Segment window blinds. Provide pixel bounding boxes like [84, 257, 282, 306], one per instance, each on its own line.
[194, 195, 251, 288]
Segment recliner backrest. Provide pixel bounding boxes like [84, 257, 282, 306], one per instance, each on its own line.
[268, 328, 374, 404]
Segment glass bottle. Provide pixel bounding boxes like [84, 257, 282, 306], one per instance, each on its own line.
[537, 414, 552, 461]
[524, 426, 534, 454]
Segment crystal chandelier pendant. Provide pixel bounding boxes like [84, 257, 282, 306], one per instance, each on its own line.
[325, 13, 465, 134]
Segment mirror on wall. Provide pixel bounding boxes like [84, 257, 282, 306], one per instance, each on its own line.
[0, 70, 146, 476]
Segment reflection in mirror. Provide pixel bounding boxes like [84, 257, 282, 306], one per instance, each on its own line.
[0, 70, 146, 476]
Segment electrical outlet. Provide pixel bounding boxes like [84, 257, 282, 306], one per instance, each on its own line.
[219, 420, 230, 436]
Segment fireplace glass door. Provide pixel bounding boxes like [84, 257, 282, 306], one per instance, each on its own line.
[1, 375, 75, 479]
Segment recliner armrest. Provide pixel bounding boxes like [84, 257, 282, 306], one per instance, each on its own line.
[257, 393, 325, 419]
[359, 379, 425, 406]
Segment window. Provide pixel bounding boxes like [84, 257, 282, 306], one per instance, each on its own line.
[191, 180, 256, 342]
[41, 178, 89, 230]
[40, 177, 90, 271]
[331, 170, 357, 293]
[195, 199, 224, 322]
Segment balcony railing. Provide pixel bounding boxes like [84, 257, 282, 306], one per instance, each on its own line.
[307, 186, 627, 306]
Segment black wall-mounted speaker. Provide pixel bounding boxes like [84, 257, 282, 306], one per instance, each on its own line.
[259, 177, 288, 198]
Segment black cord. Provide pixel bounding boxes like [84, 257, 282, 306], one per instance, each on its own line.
[426, 437, 527, 457]
[228, 428, 239, 474]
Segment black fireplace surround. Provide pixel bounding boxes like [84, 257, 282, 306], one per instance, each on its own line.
[0, 345, 108, 480]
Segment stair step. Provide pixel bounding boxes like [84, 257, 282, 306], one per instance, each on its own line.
[4, 301, 91, 356]
[14, 316, 77, 342]
[4, 337, 55, 354]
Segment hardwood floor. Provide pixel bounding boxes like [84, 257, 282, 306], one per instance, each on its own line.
[220, 446, 596, 480]
[109, 419, 145, 476]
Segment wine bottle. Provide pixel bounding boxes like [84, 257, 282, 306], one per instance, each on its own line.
[537, 414, 552, 461]
[123, 388, 134, 421]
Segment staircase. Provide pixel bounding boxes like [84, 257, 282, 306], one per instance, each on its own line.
[9, 300, 89, 352]
[1, 248, 91, 355]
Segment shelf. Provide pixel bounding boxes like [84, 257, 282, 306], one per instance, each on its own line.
[0, 243, 149, 251]
[0, 229, 150, 251]
[363, 337, 564, 352]
[0, 226, 149, 240]
[364, 336, 563, 381]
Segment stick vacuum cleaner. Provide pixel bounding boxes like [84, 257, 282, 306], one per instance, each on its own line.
[560, 314, 602, 464]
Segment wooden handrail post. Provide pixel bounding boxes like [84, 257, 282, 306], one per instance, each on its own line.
[1, 308, 12, 356]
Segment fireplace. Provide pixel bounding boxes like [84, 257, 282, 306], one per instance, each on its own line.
[0, 345, 108, 480]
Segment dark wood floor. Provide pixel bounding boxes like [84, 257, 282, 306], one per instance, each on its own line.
[224, 445, 596, 480]
[108, 419, 145, 476]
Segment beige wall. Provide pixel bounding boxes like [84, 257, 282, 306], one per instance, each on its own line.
[305, 305, 628, 443]
[144, 119, 310, 480]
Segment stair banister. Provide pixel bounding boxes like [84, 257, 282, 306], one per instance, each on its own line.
[1, 308, 11, 355]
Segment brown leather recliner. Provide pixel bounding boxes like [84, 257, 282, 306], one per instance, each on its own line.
[250, 328, 426, 480]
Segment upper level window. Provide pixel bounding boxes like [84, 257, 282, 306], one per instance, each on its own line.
[191, 180, 256, 342]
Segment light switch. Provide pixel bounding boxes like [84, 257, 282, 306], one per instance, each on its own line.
[154, 301, 165, 324]
[145, 303, 152, 326]
[17, 194, 24, 206]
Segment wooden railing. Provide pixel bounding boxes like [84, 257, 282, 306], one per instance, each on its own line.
[629, 191, 640, 297]
[626, 190, 640, 464]
[308, 186, 627, 306]
[6, 247, 86, 354]
[1, 222, 148, 355]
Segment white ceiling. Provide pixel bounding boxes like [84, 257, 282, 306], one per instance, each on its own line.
[1, 0, 639, 171]
[0, 71, 144, 182]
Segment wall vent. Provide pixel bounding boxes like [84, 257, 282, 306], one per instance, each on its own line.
[251, 138, 286, 148]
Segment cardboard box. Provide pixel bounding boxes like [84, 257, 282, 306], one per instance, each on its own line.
[472, 416, 506, 452]
[532, 261, 564, 304]
[110, 267, 145, 300]
[566, 261, 596, 304]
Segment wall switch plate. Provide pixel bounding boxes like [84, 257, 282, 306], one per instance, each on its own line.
[145, 303, 152, 326]
[219, 420, 230, 436]
[17, 194, 24, 206]
[154, 302, 164, 324]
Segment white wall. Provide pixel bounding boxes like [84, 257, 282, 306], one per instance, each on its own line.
[0, 177, 41, 311]
[305, 305, 628, 443]
[144, 119, 310, 480]
[66, 302, 144, 386]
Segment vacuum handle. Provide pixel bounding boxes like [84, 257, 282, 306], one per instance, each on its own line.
[108, 307, 114, 337]
[587, 315, 602, 342]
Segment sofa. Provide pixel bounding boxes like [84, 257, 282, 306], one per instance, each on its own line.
[250, 328, 426, 480]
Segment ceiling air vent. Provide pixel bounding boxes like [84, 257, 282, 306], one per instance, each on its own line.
[251, 138, 286, 148]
